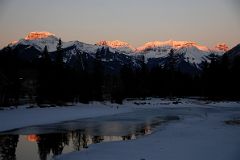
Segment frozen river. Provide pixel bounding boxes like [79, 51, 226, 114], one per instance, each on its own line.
[0, 99, 240, 160]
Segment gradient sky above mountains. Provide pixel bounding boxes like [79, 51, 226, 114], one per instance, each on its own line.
[0, 0, 239, 48]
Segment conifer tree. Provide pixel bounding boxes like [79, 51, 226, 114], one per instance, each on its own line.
[168, 49, 177, 71]
[43, 46, 51, 65]
[92, 47, 104, 100]
[56, 38, 63, 67]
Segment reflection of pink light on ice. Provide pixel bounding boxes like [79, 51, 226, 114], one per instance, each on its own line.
[27, 134, 40, 142]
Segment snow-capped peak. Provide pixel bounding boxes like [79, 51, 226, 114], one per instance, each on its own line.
[9, 31, 59, 52]
[137, 40, 209, 52]
[96, 40, 136, 52]
[25, 32, 56, 40]
[10, 32, 57, 45]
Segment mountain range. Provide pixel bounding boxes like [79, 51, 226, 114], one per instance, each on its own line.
[2, 31, 239, 75]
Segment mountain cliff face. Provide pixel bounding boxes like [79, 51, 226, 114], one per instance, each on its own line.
[2, 32, 231, 75]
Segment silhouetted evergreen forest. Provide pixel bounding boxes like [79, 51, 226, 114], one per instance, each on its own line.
[0, 40, 240, 107]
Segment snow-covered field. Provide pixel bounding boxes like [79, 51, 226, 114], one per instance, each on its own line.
[0, 98, 240, 160]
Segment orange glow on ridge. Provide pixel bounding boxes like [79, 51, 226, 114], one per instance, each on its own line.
[27, 134, 40, 142]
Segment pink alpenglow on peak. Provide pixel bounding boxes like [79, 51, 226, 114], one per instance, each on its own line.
[137, 40, 209, 52]
[96, 40, 136, 52]
[215, 43, 229, 52]
[9, 31, 59, 52]
[25, 32, 55, 40]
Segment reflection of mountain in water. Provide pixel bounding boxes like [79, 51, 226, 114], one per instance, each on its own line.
[0, 115, 179, 160]
[0, 123, 152, 160]
[31, 124, 152, 160]
[37, 133, 69, 160]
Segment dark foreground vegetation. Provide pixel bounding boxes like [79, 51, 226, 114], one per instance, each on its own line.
[0, 40, 240, 107]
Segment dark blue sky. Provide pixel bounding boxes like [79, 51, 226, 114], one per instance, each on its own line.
[0, 0, 239, 48]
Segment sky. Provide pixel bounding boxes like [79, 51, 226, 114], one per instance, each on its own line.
[0, 0, 239, 48]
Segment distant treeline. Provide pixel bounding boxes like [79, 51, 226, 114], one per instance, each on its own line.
[0, 40, 240, 107]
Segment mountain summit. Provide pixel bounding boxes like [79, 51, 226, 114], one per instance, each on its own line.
[10, 32, 59, 52]
[25, 32, 55, 40]
[215, 43, 229, 52]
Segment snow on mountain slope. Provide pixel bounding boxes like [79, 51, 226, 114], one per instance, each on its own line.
[9, 32, 102, 54]
[96, 40, 136, 53]
[4, 32, 228, 74]
[176, 46, 210, 64]
[9, 32, 134, 56]
[65, 41, 99, 55]
[6, 32, 143, 73]
[8, 32, 223, 62]
[136, 40, 223, 65]
[10, 32, 60, 52]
